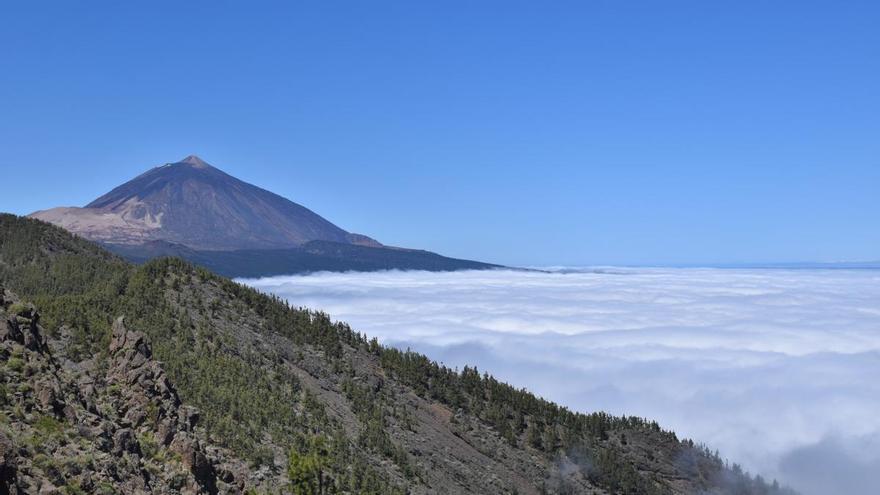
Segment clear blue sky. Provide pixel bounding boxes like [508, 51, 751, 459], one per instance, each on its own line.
[1, 1, 877, 266]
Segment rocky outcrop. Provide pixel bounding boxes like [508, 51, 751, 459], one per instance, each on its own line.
[0, 290, 46, 353]
[0, 429, 18, 495]
[107, 316, 221, 493]
[0, 293, 246, 494]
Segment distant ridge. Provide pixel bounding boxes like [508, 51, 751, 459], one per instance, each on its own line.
[104, 239, 501, 278]
[29, 155, 499, 275]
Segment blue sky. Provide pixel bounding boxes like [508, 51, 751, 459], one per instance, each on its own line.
[1, 1, 877, 266]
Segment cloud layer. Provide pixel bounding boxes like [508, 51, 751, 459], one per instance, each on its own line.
[242, 268, 880, 494]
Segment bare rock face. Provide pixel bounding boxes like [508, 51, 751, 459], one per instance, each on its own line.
[169, 435, 218, 494]
[0, 293, 46, 353]
[109, 316, 153, 359]
[26, 206, 163, 245]
[0, 430, 19, 495]
[111, 428, 140, 456]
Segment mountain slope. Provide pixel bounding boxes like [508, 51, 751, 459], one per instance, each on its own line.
[29, 155, 499, 275]
[30, 155, 376, 251]
[0, 214, 795, 494]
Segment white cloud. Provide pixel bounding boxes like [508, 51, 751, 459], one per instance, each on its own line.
[242, 268, 880, 494]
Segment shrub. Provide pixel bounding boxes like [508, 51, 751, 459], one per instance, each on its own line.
[6, 357, 24, 372]
[8, 302, 31, 317]
[63, 485, 87, 495]
[95, 482, 117, 495]
[138, 432, 160, 460]
[33, 415, 65, 439]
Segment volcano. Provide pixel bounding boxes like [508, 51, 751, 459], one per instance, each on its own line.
[30, 155, 498, 276]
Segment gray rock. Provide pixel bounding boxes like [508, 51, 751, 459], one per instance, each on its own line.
[112, 428, 140, 456]
[0, 431, 18, 493]
[38, 481, 59, 495]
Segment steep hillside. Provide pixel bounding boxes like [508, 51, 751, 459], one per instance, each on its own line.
[0, 214, 795, 494]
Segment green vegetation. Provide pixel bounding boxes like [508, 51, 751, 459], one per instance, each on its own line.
[106, 239, 499, 279]
[138, 431, 160, 460]
[33, 414, 65, 437]
[6, 357, 24, 373]
[287, 436, 330, 494]
[8, 302, 31, 317]
[0, 215, 409, 492]
[0, 214, 791, 494]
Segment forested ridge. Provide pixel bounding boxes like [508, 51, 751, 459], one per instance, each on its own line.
[104, 239, 499, 278]
[0, 214, 795, 494]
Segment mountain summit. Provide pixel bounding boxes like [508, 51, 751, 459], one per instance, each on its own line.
[29, 155, 497, 276]
[32, 155, 377, 250]
[176, 153, 211, 168]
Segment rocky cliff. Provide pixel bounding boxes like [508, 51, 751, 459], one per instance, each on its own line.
[0, 288, 263, 494]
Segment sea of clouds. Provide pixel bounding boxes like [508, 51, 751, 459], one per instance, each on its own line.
[241, 268, 880, 494]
